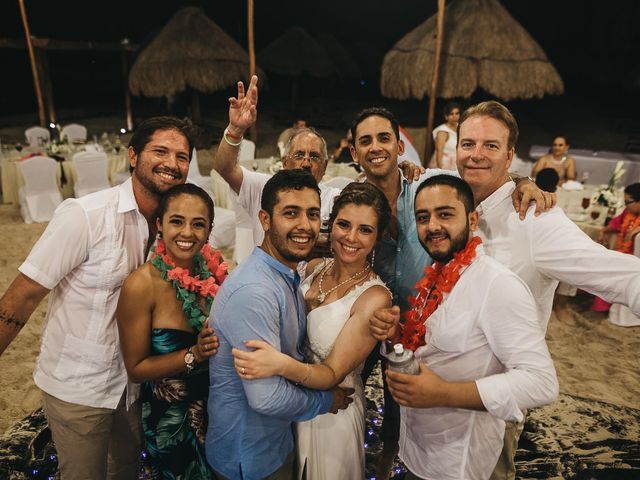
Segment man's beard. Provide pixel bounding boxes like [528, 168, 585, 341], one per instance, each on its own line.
[422, 221, 470, 264]
[270, 230, 316, 263]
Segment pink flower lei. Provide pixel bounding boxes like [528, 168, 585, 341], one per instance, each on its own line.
[150, 239, 228, 331]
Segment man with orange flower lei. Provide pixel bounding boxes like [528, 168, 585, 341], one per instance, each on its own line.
[370, 174, 558, 480]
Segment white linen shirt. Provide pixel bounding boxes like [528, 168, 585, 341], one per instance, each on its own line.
[20, 178, 149, 409]
[400, 248, 558, 480]
[477, 182, 640, 332]
[232, 167, 341, 246]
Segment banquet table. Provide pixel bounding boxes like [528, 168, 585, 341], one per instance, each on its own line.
[1, 147, 128, 204]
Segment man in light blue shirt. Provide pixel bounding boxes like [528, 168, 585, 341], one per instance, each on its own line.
[206, 169, 352, 480]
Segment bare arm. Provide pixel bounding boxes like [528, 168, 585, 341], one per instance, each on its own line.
[211, 75, 259, 194]
[0, 273, 50, 355]
[233, 284, 391, 389]
[116, 268, 215, 383]
[434, 130, 449, 168]
[565, 156, 577, 181]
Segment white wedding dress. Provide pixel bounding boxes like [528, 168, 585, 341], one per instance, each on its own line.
[296, 260, 388, 480]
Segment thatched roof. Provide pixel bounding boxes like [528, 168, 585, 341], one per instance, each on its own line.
[129, 7, 253, 97]
[381, 0, 564, 101]
[258, 26, 337, 78]
[315, 32, 361, 80]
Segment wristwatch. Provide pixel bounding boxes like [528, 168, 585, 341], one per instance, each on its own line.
[184, 346, 196, 373]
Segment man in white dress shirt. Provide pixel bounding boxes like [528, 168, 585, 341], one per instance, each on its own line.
[456, 101, 640, 479]
[384, 174, 558, 480]
[0, 117, 195, 479]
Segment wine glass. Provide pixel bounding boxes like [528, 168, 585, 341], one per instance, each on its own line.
[590, 209, 601, 224]
[581, 197, 590, 215]
[252, 160, 258, 172]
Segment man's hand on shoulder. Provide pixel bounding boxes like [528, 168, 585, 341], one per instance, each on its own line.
[511, 176, 556, 220]
[369, 305, 401, 342]
[399, 161, 425, 183]
[329, 386, 355, 413]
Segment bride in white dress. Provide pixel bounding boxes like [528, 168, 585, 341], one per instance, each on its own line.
[232, 182, 392, 479]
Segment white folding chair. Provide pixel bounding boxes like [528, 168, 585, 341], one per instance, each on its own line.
[24, 126, 50, 148]
[18, 156, 63, 223]
[188, 149, 217, 200]
[322, 176, 353, 190]
[209, 206, 236, 249]
[238, 139, 256, 161]
[72, 151, 111, 197]
[62, 123, 87, 143]
[609, 235, 640, 327]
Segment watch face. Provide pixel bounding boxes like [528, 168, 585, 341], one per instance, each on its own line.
[185, 352, 195, 364]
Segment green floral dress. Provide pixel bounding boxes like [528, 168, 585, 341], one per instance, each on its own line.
[141, 328, 212, 479]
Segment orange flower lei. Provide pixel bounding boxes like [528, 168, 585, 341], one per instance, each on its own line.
[617, 212, 640, 254]
[400, 236, 482, 351]
[151, 239, 228, 330]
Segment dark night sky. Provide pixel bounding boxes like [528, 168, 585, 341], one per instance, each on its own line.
[1, 0, 639, 119]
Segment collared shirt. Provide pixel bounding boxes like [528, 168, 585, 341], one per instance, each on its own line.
[374, 168, 455, 314]
[206, 248, 333, 480]
[477, 182, 640, 331]
[233, 167, 341, 246]
[20, 178, 148, 409]
[400, 248, 558, 480]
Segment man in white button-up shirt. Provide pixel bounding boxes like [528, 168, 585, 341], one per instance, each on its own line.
[383, 174, 558, 480]
[456, 101, 640, 480]
[0, 117, 194, 479]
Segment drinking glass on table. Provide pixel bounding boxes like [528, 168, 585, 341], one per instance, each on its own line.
[581, 197, 591, 213]
[590, 209, 601, 224]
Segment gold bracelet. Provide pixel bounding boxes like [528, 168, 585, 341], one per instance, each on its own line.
[297, 363, 312, 385]
[223, 130, 243, 147]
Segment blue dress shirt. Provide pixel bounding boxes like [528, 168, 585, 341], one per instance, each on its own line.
[206, 247, 333, 480]
[374, 168, 455, 314]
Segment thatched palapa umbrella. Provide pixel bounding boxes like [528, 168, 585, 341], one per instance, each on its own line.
[381, 0, 564, 160]
[129, 7, 254, 121]
[258, 26, 337, 109]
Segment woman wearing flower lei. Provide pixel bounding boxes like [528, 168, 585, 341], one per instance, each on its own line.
[593, 182, 640, 311]
[117, 183, 227, 479]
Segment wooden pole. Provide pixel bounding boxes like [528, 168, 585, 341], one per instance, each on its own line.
[18, 0, 46, 126]
[424, 0, 446, 165]
[120, 42, 133, 131]
[36, 48, 56, 124]
[247, 0, 257, 143]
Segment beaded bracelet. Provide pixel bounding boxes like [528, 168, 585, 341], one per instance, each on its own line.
[223, 128, 243, 147]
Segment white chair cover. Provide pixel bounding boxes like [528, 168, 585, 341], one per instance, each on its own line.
[231, 197, 256, 265]
[238, 139, 256, 161]
[323, 176, 353, 190]
[62, 123, 87, 143]
[188, 149, 217, 200]
[111, 171, 131, 185]
[608, 235, 640, 327]
[24, 126, 50, 148]
[72, 151, 110, 197]
[18, 156, 63, 223]
[209, 207, 236, 249]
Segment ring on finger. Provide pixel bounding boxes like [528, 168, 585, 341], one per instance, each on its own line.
[241, 367, 246, 375]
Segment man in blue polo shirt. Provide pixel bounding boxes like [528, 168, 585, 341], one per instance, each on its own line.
[206, 169, 353, 480]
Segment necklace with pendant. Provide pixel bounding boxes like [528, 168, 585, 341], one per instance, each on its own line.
[316, 259, 370, 304]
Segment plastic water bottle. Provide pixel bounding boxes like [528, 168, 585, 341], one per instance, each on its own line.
[387, 343, 420, 375]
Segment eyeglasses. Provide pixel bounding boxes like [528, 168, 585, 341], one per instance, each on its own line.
[289, 151, 324, 163]
[624, 199, 639, 206]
